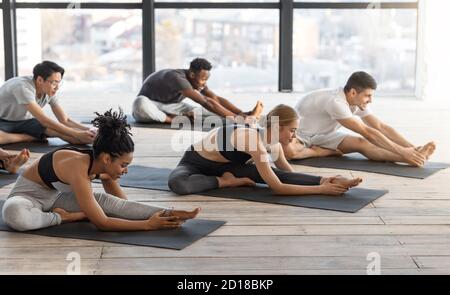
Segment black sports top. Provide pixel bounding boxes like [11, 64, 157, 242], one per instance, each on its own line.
[216, 124, 261, 164]
[37, 147, 98, 191]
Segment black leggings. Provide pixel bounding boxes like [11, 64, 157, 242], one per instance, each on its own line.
[168, 149, 322, 195]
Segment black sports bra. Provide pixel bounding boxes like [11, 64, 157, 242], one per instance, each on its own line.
[37, 147, 98, 190]
[216, 124, 261, 164]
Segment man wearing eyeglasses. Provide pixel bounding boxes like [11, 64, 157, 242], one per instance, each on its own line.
[0, 61, 95, 145]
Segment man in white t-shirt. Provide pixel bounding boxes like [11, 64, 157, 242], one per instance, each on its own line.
[0, 61, 95, 145]
[284, 71, 435, 167]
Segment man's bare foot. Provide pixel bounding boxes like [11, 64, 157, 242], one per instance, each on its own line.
[170, 208, 201, 221]
[324, 175, 362, 189]
[249, 101, 264, 119]
[4, 149, 30, 174]
[217, 172, 256, 188]
[418, 142, 436, 160]
[182, 111, 195, 123]
[52, 208, 87, 223]
[164, 114, 175, 124]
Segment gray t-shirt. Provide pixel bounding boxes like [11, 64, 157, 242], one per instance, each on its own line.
[0, 76, 59, 121]
[138, 69, 193, 104]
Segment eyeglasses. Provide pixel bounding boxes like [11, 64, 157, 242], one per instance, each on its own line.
[46, 79, 63, 87]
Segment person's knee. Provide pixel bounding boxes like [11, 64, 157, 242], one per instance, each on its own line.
[354, 137, 373, 153]
[132, 97, 146, 111]
[132, 97, 166, 123]
[2, 199, 36, 231]
[168, 173, 193, 195]
[340, 136, 369, 153]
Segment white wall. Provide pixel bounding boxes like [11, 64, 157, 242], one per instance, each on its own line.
[417, 0, 450, 105]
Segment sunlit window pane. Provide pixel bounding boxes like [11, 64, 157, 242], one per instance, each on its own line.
[293, 9, 417, 95]
[155, 9, 279, 93]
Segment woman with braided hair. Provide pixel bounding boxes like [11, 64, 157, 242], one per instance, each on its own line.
[2, 109, 200, 232]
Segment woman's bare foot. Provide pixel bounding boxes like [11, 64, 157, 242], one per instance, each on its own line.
[249, 101, 264, 119]
[418, 142, 436, 160]
[52, 208, 87, 223]
[0, 148, 10, 158]
[217, 172, 256, 188]
[323, 175, 362, 189]
[4, 149, 30, 174]
[170, 208, 201, 221]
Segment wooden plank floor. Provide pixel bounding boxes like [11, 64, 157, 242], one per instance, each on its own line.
[1, 96, 449, 274]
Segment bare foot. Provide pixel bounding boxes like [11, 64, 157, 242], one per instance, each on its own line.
[217, 172, 256, 188]
[169, 208, 201, 221]
[4, 149, 30, 174]
[418, 142, 436, 160]
[182, 111, 195, 123]
[0, 148, 10, 158]
[52, 208, 87, 223]
[249, 101, 264, 119]
[164, 114, 175, 124]
[326, 175, 363, 189]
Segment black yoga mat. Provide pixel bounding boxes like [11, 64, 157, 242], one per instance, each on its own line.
[113, 165, 387, 213]
[289, 153, 450, 179]
[0, 171, 18, 188]
[81, 115, 228, 132]
[1, 138, 90, 154]
[0, 200, 225, 250]
[109, 165, 172, 191]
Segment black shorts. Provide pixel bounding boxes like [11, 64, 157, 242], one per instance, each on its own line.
[0, 118, 47, 140]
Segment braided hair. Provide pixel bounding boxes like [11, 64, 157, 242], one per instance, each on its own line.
[91, 108, 134, 159]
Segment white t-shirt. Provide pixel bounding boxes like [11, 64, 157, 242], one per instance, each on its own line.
[0, 76, 59, 121]
[295, 87, 371, 136]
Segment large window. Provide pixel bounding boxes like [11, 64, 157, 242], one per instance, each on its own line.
[17, 1, 140, 2]
[1, 1, 419, 96]
[293, 9, 417, 95]
[16, 9, 142, 103]
[156, 9, 279, 92]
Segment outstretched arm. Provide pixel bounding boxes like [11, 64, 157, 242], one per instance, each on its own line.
[270, 143, 294, 172]
[51, 104, 91, 131]
[201, 87, 244, 115]
[337, 117, 425, 166]
[362, 114, 415, 148]
[26, 102, 94, 143]
[240, 129, 346, 196]
[182, 88, 238, 118]
[67, 168, 149, 231]
[100, 173, 127, 200]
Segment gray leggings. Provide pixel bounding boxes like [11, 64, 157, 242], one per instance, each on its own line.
[2, 175, 165, 232]
[168, 149, 322, 195]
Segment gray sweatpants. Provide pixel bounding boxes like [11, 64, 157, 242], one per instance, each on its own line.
[2, 175, 165, 232]
[132, 95, 214, 123]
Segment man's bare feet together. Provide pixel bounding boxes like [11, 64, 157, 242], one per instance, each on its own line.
[249, 101, 264, 119]
[418, 142, 436, 160]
